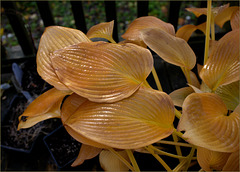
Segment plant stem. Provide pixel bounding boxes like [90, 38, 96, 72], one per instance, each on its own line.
[151, 67, 163, 91]
[156, 140, 193, 148]
[211, 13, 215, 41]
[183, 147, 196, 171]
[149, 145, 186, 159]
[175, 108, 182, 119]
[108, 148, 135, 171]
[145, 146, 172, 171]
[203, 0, 212, 65]
[181, 67, 192, 85]
[172, 133, 182, 162]
[173, 158, 188, 171]
[126, 149, 140, 172]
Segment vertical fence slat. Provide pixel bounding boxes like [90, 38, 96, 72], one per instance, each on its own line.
[104, 1, 118, 42]
[2, 1, 35, 56]
[137, 1, 149, 17]
[168, 1, 182, 32]
[36, 1, 55, 27]
[70, 1, 87, 33]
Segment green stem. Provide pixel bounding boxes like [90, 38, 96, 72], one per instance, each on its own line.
[175, 108, 182, 119]
[183, 147, 196, 171]
[173, 158, 188, 171]
[145, 146, 172, 171]
[181, 67, 192, 85]
[156, 140, 193, 148]
[151, 67, 163, 91]
[203, 0, 212, 65]
[149, 145, 186, 160]
[126, 149, 140, 172]
[108, 148, 135, 171]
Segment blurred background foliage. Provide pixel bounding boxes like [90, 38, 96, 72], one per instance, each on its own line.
[1, 1, 237, 51]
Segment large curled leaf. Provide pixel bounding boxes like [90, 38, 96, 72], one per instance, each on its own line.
[52, 41, 153, 103]
[65, 86, 175, 149]
[141, 28, 196, 69]
[121, 16, 175, 44]
[178, 93, 239, 152]
[222, 150, 239, 171]
[99, 150, 130, 171]
[230, 9, 239, 30]
[86, 20, 115, 43]
[200, 29, 239, 91]
[72, 144, 102, 167]
[37, 26, 91, 90]
[197, 147, 231, 171]
[18, 88, 69, 130]
[215, 6, 239, 28]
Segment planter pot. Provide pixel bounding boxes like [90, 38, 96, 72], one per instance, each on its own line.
[43, 125, 82, 168]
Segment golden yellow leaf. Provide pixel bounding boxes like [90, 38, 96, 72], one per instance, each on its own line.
[169, 87, 194, 107]
[200, 29, 239, 91]
[65, 86, 175, 149]
[37, 26, 91, 90]
[17, 88, 70, 130]
[87, 20, 115, 43]
[178, 93, 239, 152]
[122, 16, 175, 43]
[72, 144, 102, 167]
[215, 6, 239, 28]
[197, 147, 231, 171]
[222, 150, 239, 171]
[99, 150, 130, 171]
[51, 41, 153, 103]
[215, 81, 239, 111]
[141, 28, 196, 69]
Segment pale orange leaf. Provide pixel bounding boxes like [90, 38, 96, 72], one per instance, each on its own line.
[215, 6, 239, 28]
[51, 41, 153, 103]
[141, 28, 196, 69]
[222, 150, 239, 171]
[178, 93, 239, 152]
[230, 9, 239, 30]
[169, 87, 194, 107]
[37, 26, 91, 90]
[65, 86, 175, 149]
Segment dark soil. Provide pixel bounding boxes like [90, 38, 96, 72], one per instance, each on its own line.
[44, 126, 82, 168]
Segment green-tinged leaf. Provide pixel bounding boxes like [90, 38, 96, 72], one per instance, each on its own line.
[18, 88, 70, 130]
[37, 26, 91, 90]
[122, 16, 175, 43]
[65, 86, 175, 149]
[72, 144, 102, 167]
[215, 81, 239, 111]
[215, 6, 239, 28]
[178, 93, 239, 152]
[141, 28, 196, 69]
[200, 29, 239, 91]
[86, 21, 115, 43]
[197, 147, 231, 171]
[99, 150, 130, 171]
[222, 150, 239, 171]
[52, 41, 153, 103]
[169, 87, 194, 107]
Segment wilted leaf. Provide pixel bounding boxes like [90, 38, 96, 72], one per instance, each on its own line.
[18, 88, 69, 129]
[169, 87, 194, 107]
[200, 29, 239, 91]
[65, 86, 175, 149]
[122, 16, 175, 43]
[52, 41, 153, 103]
[87, 20, 115, 43]
[141, 28, 196, 69]
[215, 6, 239, 28]
[178, 93, 239, 152]
[197, 147, 231, 171]
[222, 150, 239, 171]
[99, 150, 130, 171]
[215, 81, 239, 111]
[37, 26, 91, 90]
[72, 144, 102, 167]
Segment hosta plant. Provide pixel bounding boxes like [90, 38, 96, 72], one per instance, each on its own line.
[18, 1, 239, 171]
